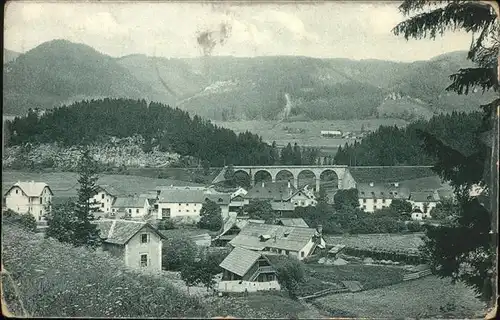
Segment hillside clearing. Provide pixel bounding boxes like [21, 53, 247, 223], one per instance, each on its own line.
[313, 276, 486, 319]
[324, 233, 425, 254]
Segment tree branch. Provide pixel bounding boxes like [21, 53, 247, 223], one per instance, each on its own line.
[446, 67, 498, 94]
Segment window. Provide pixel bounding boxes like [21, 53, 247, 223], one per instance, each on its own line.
[363, 199, 366, 203]
[101, 203, 104, 208]
[285, 250, 289, 255]
[40, 198, 43, 204]
[102, 194, 105, 199]
[162, 208, 171, 218]
[128, 209, 132, 214]
[382, 199, 386, 204]
[140, 254, 148, 267]
[179, 203, 182, 206]
[15, 189, 18, 194]
[141, 234, 149, 243]
[186, 210, 190, 213]
[301, 251, 305, 258]
[136, 209, 139, 213]
[187, 203, 190, 206]
[107, 199, 109, 203]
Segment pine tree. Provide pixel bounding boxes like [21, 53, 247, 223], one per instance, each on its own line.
[73, 147, 102, 249]
[393, 0, 498, 304]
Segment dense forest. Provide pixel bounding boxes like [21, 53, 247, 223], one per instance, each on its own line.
[5, 98, 320, 167]
[334, 111, 484, 166]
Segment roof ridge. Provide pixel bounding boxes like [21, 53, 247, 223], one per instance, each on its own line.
[107, 220, 117, 239]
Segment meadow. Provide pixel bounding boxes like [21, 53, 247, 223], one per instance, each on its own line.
[214, 119, 408, 148]
[2, 170, 204, 200]
[312, 276, 486, 318]
[324, 233, 425, 255]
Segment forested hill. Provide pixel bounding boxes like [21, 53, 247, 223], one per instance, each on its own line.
[4, 98, 276, 167]
[334, 111, 486, 166]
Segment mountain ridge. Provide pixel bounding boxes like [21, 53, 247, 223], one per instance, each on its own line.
[3, 39, 494, 120]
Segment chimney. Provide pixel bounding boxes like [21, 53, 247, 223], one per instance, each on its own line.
[369, 182, 374, 187]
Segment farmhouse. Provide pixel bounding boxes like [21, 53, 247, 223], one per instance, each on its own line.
[409, 190, 440, 218]
[4, 181, 53, 221]
[92, 185, 122, 213]
[111, 196, 151, 219]
[213, 215, 264, 246]
[244, 182, 317, 209]
[95, 219, 166, 272]
[277, 218, 310, 228]
[218, 246, 280, 293]
[156, 188, 205, 222]
[229, 223, 325, 260]
[357, 182, 410, 213]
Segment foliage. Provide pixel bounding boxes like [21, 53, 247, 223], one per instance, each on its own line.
[156, 218, 176, 230]
[1, 223, 206, 318]
[243, 200, 277, 223]
[198, 199, 223, 231]
[393, 0, 498, 304]
[180, 249, 227, 293]
[430, 198, 460, 221]
[223, 164, 236, 186]
[45, 201, 78, 243]
[333, 189, 359, 211]
[2, 209, 37, 232]
[273, 257, 306, 300]
[390, 199, 413, 215]
[407, 221, 426, 233]
[162, 236, 198, 271]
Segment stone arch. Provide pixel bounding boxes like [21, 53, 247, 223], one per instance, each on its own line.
[319, 169, 339, 195]
[275, 170, 294, 184]
[234, 170, 251, 188]
[254, 170, 272, 186]
[297, 170, 316, 189]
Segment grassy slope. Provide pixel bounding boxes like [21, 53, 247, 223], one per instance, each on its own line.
[313, 276, 486, 318]
[324, 233, 425, 253]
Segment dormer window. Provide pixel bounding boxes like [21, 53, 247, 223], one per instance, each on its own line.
[283, 232, 290, 238]
[218, 198, 223, 202]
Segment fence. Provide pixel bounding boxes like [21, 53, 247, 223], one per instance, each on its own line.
[216, 280, 280, 293]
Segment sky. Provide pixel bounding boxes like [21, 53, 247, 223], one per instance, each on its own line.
[4, 1, 474, 62]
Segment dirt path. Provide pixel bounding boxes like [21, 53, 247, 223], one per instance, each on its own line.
[296, 299, 329, 319]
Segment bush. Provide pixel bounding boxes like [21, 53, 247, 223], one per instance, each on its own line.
[2, 224, 206, 318]
[407, 221, 426, 232]
[162, 236, 198, 271]
[3, 209, 37, 232]
[157, 218, 176, 230]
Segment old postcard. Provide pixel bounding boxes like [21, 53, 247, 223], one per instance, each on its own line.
[2, 0, 498, 318]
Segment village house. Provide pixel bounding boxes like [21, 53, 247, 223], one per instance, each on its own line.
[229, 223, 325, 260]
[244, 181, 317, 210]
[92, 185, 122, 213]
[218, 246, 280, 293]
[204, 193, 231, 219]
[4, 181, 53, 221]
[111, 196, 151, 219]
[95, 219, 166, 272]
[213, 215, 265, 246]
[156, 187, 206, 222]
[270, 201, 295, 216]
[229, 187, 250, 214]
[357, 182, 411, 213]
[409, 190, 441, 218]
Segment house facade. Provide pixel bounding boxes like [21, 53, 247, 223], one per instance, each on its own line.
[156, 187, 205, 222]
[95, 219, 165, 272]
[218, 246, 280, 293]
[92, 185, 121, 213]
[357, 182, 411, 213]
[409, 190, 440, 218]
[205, 193, 231, 220]
[4, 181, 53, 221]
[229, 223, 325, 260]
[112, 196, 151, 219]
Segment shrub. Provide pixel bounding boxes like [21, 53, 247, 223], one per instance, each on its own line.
[157, 218, 176, 230]
[162, 236, 198, 271]
[407, 221, 426, 232]
[2, 210, 37, 232]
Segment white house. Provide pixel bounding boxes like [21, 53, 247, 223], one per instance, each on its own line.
[156, 188, 206, 222]
[95, 219, 166, 272]
[244, 181, 317, 210]
[112, 196, 151, 219]
[4, 181, 53, 221]
[229, 223, 325, 261]
[92, 185, 122, 213]
[409, 190, 440, 218]
[357, 182, 411, 213]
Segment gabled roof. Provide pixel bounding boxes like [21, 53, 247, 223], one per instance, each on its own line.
[95, 219, 165, 245]
[158, 189, 206, 203]
[244, 182, 297, 202]
[205, 193, 231, 205]
[271, 202, 296, 212]
[277, 218, 309, 228]
[229, 223, 319, 252]
[97, 185, 123, 196]
[113, 196, 149, 208]
[410, 191, 440, 203]
[5, 181, 52, 197]
[357, 183, 410, 200]
[219, 246, 264, 277]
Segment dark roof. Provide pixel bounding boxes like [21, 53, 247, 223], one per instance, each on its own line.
[277, 218, 309, 228]
[5, 181, 52, 197]
[205, 193, 231, 205]
[95, 219, 165, 245]
[158, 189, 205, 203]
[244, 182, 297, 201]
[113, 196, 149, 208]
[349, 166, 436, 184]
[229, 223, 319, 252]
[410, 191, 440, 202]
[219, 246, 263, 277]
[357, 183, 410, 200]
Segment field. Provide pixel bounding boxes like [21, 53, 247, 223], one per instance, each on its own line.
[2, 170, 205, 200]
[313, 276, 486, 318]
[214, 119, 408, 149]
[324, 233, 425, 254]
